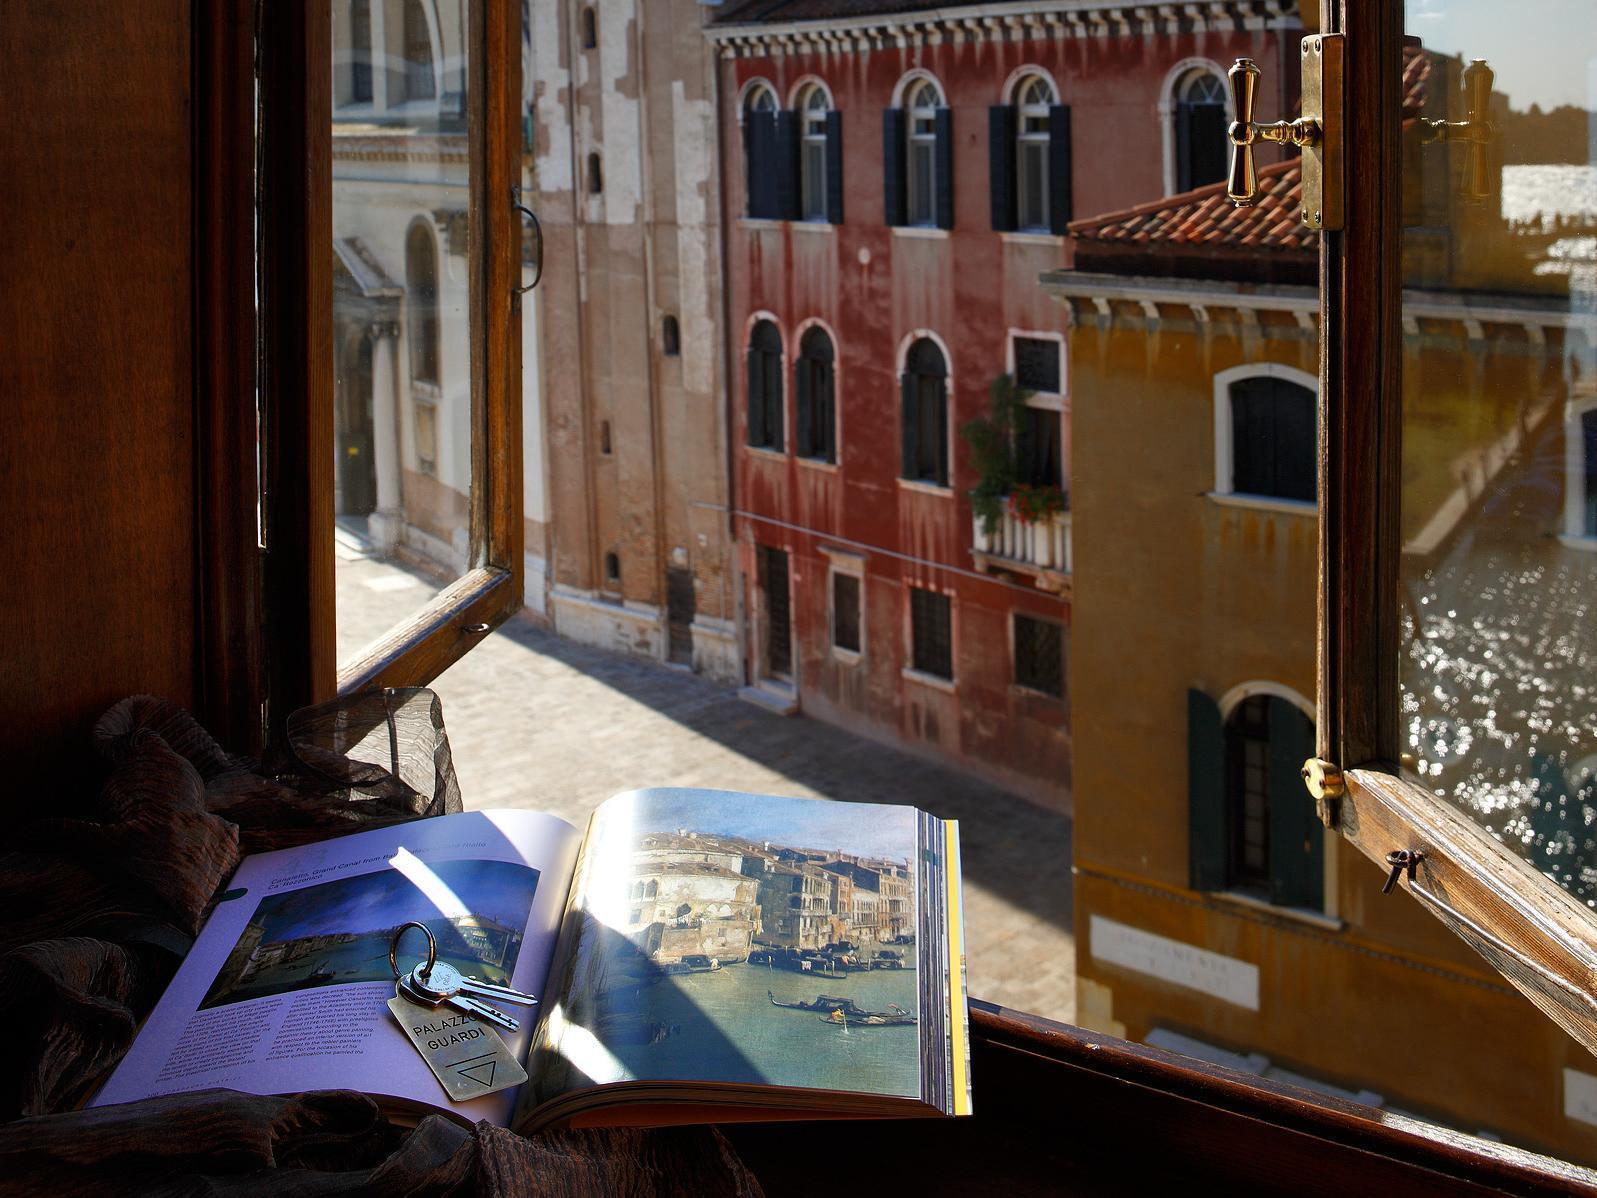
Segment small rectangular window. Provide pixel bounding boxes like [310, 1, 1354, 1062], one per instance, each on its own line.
[910, 587, 953, 680]
[833, 573, 861, 653]
[1013, 335, 1061, 394]
[1013, 613, 1063, 698]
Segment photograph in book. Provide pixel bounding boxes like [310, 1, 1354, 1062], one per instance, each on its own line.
[536, 790, 926, 1102]
[201, 859, 540, 1009]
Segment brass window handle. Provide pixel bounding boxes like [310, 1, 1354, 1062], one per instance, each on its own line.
[1223, 37, 1344, 231]
[1417, 58, 1495, 203]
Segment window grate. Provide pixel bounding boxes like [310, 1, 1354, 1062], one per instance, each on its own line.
[1014, 614, 1063, 698]
[1013, 336, 1061, 394]
[910, 587, 953, 679]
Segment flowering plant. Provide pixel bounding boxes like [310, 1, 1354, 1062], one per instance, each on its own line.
[1010, 483, 1068, 525]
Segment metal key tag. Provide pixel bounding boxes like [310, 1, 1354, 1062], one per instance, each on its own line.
[387, 987, 527, 1102]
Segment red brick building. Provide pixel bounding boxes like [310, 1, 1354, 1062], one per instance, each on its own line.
[706, 0, 1301, 807]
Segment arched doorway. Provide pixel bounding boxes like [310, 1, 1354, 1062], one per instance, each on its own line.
[335, 333, 378, 517]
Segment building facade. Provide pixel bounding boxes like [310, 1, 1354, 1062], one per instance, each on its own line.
[530, 0, 738, 678]
[707, 0, 1301, 806]
[1048, 45, 1597, 1160]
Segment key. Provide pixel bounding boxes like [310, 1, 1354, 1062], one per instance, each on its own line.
[408, 961, 538, 1008]
[398, 971, 523, 1032]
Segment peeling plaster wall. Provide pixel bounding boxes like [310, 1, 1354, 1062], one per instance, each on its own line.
[532, 0, 733, 678]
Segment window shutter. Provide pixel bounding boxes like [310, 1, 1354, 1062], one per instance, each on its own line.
[820, 364, 836, 463]
[1266, 696, 1322, 909]
[1175, 102, 1194, 193]
[1048, 103, 1073, 234]
[794, 355, 812, 458]
[934, 378, 949, 485]
[882, 108, 906, 227]
[1190, 103, 1228, 190]
[775, 110, 800, 221]
[825, 109, 845, 225]
[749, 111, 779, 218]
[1188, 688, 1226, 891]
[899, 372, 916, 479]
[934, 107, 955, 230]
[747, 348, 765, 447]
[988, 105, 1016, 232]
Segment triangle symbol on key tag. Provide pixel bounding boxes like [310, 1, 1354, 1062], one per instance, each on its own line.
[457, 1059, 497, 1087]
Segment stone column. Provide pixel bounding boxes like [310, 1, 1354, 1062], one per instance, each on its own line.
[368, 321, 403, 553]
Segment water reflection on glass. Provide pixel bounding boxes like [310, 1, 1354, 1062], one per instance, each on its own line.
[1400, 1, 1597, 903]
[331, 0, 474, 665]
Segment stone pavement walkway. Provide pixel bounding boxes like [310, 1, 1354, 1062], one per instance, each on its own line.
[336, 542, 1076, 1022]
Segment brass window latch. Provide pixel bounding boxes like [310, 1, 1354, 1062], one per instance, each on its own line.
[1301, 757, 1346, 829]
[1417, 58, 1495, 203]
[1226, 34, 1344, 231]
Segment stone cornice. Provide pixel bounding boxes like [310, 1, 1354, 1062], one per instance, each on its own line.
[706, 0, 1298, 58]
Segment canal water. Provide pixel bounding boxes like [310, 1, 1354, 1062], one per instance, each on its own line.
[599, 960, 922, 1099]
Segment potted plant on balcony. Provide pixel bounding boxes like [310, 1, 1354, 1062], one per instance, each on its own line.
[960, 374, 1026, 552]
[1011, 482, 1069, 567]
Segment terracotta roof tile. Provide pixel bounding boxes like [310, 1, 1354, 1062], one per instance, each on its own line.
[1068, 158, 1312, 254]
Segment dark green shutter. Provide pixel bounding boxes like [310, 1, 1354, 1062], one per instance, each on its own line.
[825, 110, 844, 224]
[900, 372, 916, 479]
[747, 347, 764, 447]
[1266, 696, 1322, 909]
[988, 105, 1016, 232]
[1047, 104, 1073, 233]
[882, 109, 906, 226]
[933, 107, 955, 230]
[794, 355, 812, 458]
[1188, 688, 1226, 891]
[775, 110, 800, 221]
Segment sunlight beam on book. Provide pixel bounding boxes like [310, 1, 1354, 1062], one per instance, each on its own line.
[543, 1001, 635, 1083]
[389, 846, 472, 920]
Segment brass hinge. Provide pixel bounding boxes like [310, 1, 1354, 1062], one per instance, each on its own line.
[1226, 33, 1344, 231]
[1301, 757, 1346, 829]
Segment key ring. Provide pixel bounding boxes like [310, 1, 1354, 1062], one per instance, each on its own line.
[389, 921, 437, 981]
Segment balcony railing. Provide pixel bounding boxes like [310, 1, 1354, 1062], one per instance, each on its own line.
[971, 496, 1071, 589]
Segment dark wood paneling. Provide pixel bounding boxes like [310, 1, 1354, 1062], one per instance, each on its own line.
[0, 1, 198, 798]
[727, 1004, 1597, 1195]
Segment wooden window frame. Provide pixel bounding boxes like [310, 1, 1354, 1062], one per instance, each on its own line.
[1323, 0, 1597, 1055]
[259, 0, 523, 720]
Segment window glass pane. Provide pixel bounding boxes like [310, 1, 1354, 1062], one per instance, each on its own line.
[803, 140, 826, 219]
[910, 587, 953, 678]
[1014, 614, 1063, 697]
[833, 573, 861, 652]
[909, 140, 934, 224]
[1019, 141, 1047, 230]
[1399, 4, 1597, 915]
[1013, 336, 1061, 393]
[332, 0, 477, 665]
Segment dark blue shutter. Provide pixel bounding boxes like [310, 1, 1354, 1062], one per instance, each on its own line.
[1188, 688, 1226, 891]
[749, 111, 779, 218]
[882, 108, 906, 227]
[899, 372, 916, 478]
[775, 110, 800, 221]
[934, 107, 955, 230]
[1266, 696, 1322, 909]
[1175, 102, 1194, 192]
[747, 347, 765, 447]
[825, 110, 845, 225]
[988, 105, 1016, 232]
[1048, 104, 1073, 233]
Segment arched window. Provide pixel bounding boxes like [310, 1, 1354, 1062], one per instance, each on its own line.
[798, 84, 830, 222]
[645, 879, 658, 898]
[400, 0, 435, 102]
[903, 80, 946, 228]
[1174, 68, 1227, 192]
[742, 83, 778, 218]
[580, 6, 597, 49]
[348, 0, 373, 104]
[1223, 372, 1316, 503]
[795, 326, 835, 463]
[900, 337, 948, 485]
[661, 314, 680, 357]
[1188, 688, 1321, 909]
[746, 320, 784, 451]
[1014, 75, 1054, 231]
[405, 222, 439, 386]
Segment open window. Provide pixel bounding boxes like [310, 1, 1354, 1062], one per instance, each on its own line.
[886, 75, 951, 230]
[989, 73, 1072, 234]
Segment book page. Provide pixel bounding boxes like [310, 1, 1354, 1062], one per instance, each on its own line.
[525, 788, 955, 1120]
[92, 810, 582, 1127]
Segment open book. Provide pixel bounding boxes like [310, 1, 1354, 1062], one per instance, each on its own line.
[93, 789, 971, 1131]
